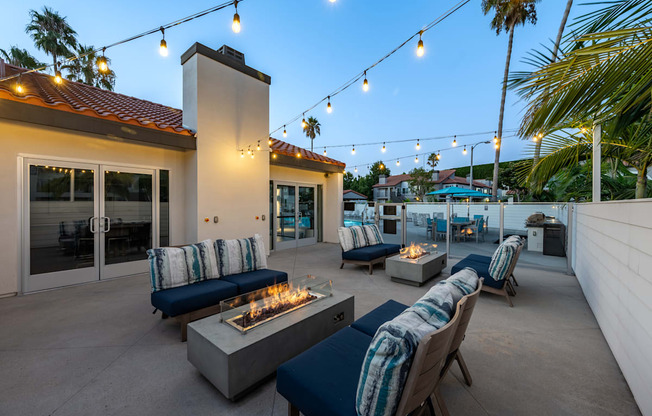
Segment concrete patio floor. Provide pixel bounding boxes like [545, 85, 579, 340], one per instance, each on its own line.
[0, 243, 641, 416]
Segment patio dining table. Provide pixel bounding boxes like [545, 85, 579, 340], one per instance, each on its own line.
[451, 220, 473, 242]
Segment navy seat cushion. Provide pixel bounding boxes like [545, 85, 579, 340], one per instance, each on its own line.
[351, 300, 409, 337]
[466, 254, 491, 264]
[277, 327, 373, 416]
[376, 243, 401, 256]
[342, 245, 388, 261]
[151, 279, 238, 317]
[221, 269, 288, 294]
[451, 258, 505, 289]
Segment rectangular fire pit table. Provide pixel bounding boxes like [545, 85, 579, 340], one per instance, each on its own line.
[187, 283, 354, 400]
[386, 251, 447, 286]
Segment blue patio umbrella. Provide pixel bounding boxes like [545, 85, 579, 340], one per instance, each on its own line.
[455, 190, 491, 199]
[426, 186, 471, 196]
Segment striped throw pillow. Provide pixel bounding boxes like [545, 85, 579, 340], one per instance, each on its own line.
[488, 239, 519, 281]
[356, 284, 454, 416]
[147, 247, 190, 292]
[338, 224, 384, 252]
[214, 234, 267, 277]
[181, 240, 219, 283]
[445, 267, 479, 305]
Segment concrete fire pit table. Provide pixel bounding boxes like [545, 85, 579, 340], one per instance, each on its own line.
[187, 288, 354, 400]
[386, 251, 448, 286]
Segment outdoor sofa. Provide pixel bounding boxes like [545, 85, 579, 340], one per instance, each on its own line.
[338, 224, 401, 274]
[451, 235, 523, 307]
[148, 234, 287, 341]
[277, 268, 482, 416]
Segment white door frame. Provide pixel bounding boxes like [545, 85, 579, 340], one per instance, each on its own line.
[273, 181, 318, 250]
[21, 158, 160, 292]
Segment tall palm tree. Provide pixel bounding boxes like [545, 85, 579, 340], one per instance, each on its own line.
[302, 116, 321, 152]
[25, 6, 77, 73]
[0, 46, 45, 69]
[533, 0, 573, 167]
[62, 45, 116, 90]
[482, 0, 539, 200]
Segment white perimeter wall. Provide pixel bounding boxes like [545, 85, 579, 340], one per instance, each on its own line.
[270, 165, 343, 244]
[574, 199, 652, 415]
[0, 119, 188, 296]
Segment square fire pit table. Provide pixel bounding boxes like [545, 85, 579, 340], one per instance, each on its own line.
[187, 277, 354, 400]
[386, 251, 447, 286]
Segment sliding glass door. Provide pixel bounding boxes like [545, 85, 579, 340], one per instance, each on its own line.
[274, 183, 317, 250]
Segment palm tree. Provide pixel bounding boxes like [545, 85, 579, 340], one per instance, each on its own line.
[302, 116, 321, 152]
[62, 45, 116, 90]
[482, 0, 539, 200]
[532, 0, 573, 166]
[25, 6, 77, 73]
[0, 46, 45, 69]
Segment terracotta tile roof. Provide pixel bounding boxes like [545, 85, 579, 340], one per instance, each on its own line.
[372, 174, 412, 188]
[0, 63, 194, 136]
[432, 169, 455, 184]
[343, 189, 368, 198]
[270, 138, 345, 167]
[446, 176, 492, 188]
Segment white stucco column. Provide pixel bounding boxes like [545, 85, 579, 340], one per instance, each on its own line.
[593, 124, 602, 202]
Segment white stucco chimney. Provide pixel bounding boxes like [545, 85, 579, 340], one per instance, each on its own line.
[181, 43, 271, 246]
[431, 171, 439, 181]
[379, 174, 387, 185]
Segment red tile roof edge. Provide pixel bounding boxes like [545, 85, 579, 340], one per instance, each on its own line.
[343, 189, 368, 198]
[270, 138, 345, 167]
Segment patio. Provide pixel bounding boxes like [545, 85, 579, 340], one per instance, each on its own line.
[0, 243, 640, 416]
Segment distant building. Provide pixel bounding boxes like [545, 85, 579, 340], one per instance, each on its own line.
[372, 169, 493, 202]
[343, 189, 368, 201]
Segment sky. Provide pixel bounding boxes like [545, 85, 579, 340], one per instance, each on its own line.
[0, 0, 595, 176]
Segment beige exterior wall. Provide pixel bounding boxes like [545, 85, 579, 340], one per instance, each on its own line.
[183, 53, 271, 250]
[270, 165, 343, 244]
[0, 119, 189, 296]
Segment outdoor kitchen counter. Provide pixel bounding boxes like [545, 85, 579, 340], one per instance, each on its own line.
[187, 290, 354, 400]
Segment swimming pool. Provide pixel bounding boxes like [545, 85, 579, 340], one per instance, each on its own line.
[343, 220, 374, 227]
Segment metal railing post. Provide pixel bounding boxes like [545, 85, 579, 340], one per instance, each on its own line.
[567, 203, 575, 275]
[499, 202, 504, 242]
[401, 204, 407, 247]
[446, 202, 451, 255]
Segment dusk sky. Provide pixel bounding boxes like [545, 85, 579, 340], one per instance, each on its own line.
[1, 0, 595, 175]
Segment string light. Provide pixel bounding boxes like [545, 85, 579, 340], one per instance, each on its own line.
[296, 151, 301, 158]
[532, 135, 538, 142]
[380, 163, 385, 170]
[323, 148, 327, 156]
[232, 0, 241, 33]
[241, 150, 245, 158]
[97, 48, 108, 73]
[396, 159, 400, 166]
[414, 155, 419, 163]
[15, 75, 23, 94]
[272, 152, 277, 159]
[452, 135, 457, 147]
[327, 96, 332, 113]
[351, 145, 356, 155]
[256, 140, 261, 151]
[329, 0, 336, 3]
[463, 145, 467, 155]
[159, 28, 168, 57]
[362, 71, 369, 92]
[416, 139, 420, 150]
[416, 31, 425, 57]
[381, 142, 386, 152]
[436, 151, 441, 160]
[54, 70, 63, 85]
[268, 138, 272, 145]
[354, 167, 358, 173]
[251, 151, 255, 159]
[495, 142, 500, 150]
[301, 115, 307, 129]
[283, 126, 287, 138]
[493, 131, 498, 144]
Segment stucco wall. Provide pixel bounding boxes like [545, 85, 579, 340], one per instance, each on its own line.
[574, 200, 652, 415]
[270, 165, 343, 244]
[0, 119, 189, 296]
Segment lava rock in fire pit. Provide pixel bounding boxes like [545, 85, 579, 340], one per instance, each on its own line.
[235, 294, 318, 329]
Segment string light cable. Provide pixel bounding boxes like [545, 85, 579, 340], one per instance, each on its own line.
[0, 0, 244, 83]
[265, 0, 472, 141]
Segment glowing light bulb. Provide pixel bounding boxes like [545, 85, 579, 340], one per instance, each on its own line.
[54, 70, 63, 85]
[296, 152, 301, 158]
[15, 81, 24, 94]
[272, 153, 277, 159]
[301, 116, 307, 129]
[416, 140, 420, 150]
[532, 136, 538, 142]
[381, 143, 386, 152]
[436, 152, 441, 160]
[323, 148, 327, 156]
[354, 167, 358, 173]
[327, 96, 332, 113]
[415, 155, 419, 163]
[268, 138, 272, 145]
[463, 146, 467, 155]
[380, 164, 384, 170]
[396, 159, 400, 166]
[160, 39, 168, 56]
[417, 32, 425, 57]
[241, 150, 244, 158]
[232, 1, 241, 34]
[580, 127, 587, 134]
[493, 132, 498, 143]
[495, 143, 500, 150]
[362, 72, 369, 92]
[452, 136, 457, 147]
[283, 126, 287, 138]
[329, 0, 336, 3]
[351, 145, 356, 155]
[97, 52, 108, 73]
[256, 140, 261, 151]
[251, 152, 255, 159]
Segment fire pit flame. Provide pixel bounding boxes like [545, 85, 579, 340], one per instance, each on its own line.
[400, 242, 437, 260]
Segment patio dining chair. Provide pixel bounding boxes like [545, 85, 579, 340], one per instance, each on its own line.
[426, 218, 433, 239]
[435, 219, 447, 241]
[464, 217, 485, 243]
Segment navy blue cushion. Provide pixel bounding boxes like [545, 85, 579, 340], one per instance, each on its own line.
[466, 254, 491, 264]
[451, 258, 505, 289]
[277, 327, 373, 416]
[151, 279, 238, 317]
[351, 300, 409, 337]
[375, 243, 401, 256]
[221, 269, 288, 294]
[342, 245, 387, 261]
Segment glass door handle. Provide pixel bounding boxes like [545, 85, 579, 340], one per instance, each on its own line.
[104, 217, 111, 233]
[89, 216, 97, 234]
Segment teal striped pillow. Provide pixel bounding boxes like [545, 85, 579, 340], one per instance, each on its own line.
[356, 283, 454, 416]
[338, 224, 384, 251]
[147, 247, 189, 292]
[488, 239, 519, 281]
[181, 240, 219, 283]
[214, 234, 267, 277]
